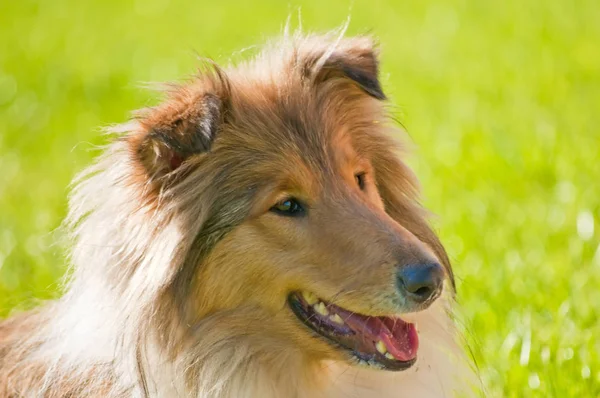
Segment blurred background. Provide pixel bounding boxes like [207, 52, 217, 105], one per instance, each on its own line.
[0, 0, 598, 396]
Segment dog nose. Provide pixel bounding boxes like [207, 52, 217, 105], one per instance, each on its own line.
[396, 263, 444, 304]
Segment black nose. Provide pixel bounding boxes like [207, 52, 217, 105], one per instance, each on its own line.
[396, 263, 445, 304]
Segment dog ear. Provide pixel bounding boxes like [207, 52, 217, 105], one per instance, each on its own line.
[312, 36, 386, 100]
[131, 85, 224, 181]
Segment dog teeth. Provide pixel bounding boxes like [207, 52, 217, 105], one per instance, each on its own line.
[376, 340, 397, 360]
[302, 291, 318, 305]
[314, 302, 329, 316]
[330, 314, 345, 325]
[376, 340, 387, 354]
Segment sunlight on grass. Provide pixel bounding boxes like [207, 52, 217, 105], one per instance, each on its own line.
[1, 1, 598, 396]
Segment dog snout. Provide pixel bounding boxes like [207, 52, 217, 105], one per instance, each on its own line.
[396, 262, 444, 304]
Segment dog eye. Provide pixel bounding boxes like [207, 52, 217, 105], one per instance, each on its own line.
[271, 198, 305, 216]
[355, 172, 366, 191]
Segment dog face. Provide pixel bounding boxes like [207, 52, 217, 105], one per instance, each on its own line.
[129, 34, 453, 371]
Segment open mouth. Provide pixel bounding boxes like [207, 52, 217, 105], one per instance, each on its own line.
[288, 291, 418, 371]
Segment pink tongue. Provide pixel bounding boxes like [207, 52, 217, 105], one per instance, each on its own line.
[380, 318, 419, 361]
[335, 308, 419, 361]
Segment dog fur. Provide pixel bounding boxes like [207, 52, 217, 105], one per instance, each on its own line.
[0, 31, 477, 397]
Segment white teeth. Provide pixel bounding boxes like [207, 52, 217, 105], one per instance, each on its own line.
[330, 314, 345, 325]
[376, 340, 387, 354]
[302, 291, 318, 305]
[314, 302, 329, 316]
[384, 353, 395, 360]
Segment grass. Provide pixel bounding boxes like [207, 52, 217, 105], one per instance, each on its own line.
[1, 0, 598, 396]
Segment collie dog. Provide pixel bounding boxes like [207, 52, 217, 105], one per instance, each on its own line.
[0, 32, 477, 397]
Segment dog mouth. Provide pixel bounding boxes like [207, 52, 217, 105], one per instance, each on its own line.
[288, 291, 418, 371]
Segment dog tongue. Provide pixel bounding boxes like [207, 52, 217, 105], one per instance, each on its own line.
[334, 307, 419, 362]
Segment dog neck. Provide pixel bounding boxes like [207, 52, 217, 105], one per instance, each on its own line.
[141, 298, 475, 398]
[8, 278, 475, 397]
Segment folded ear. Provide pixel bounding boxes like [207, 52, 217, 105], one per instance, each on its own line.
[130, 84, 224, 182]
[311, 36, 386, 100]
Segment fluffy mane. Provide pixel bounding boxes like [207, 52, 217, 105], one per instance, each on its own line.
[0, 31, 479, 398]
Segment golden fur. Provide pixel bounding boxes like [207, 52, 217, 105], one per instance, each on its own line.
[0, 31, 477, 397]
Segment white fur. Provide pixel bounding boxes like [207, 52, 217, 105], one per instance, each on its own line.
[1, 34, 481, 395]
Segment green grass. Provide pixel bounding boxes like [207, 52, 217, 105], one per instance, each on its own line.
[1, 0, 598, 396]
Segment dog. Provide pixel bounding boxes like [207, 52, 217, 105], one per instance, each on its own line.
[0, 31, 477, 397]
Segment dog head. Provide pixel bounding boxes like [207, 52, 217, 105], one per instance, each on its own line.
[126, 33, 453, 371]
